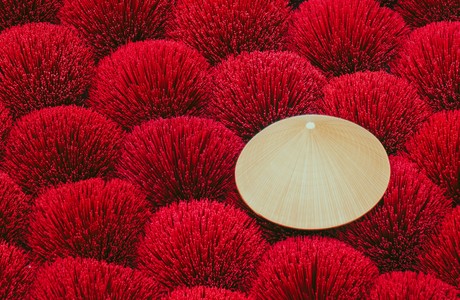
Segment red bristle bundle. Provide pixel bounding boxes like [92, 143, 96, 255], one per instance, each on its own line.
[336, 156, 453, 272]
[117, 116, 244, 206]
[250, 236, 379, 300]
[395, 0, 460, 27]
[404, 110, 460, 204]
[370, 271, 459, 299]
[28, 178, 151, 265]
[0, 0, 62, 31]
[89, 40, 211, 130]
[0, 172, 29, 246]
[417, 207, 460, 287]
[390, 22, 460, 111]
[210, 51, 327, 141]
[0, 23, 94, 119]
[288, 0, 408, 76]
[0, 241, 35, 300]
[59, 0, 173, 59]
[2, 106, 124, 195]
[137, 200, 268, 292]
[29, 257, 163, 299]
[164, 286, 250, 300]
[167, 0, 290, 65]
[319, 71, 431, 154]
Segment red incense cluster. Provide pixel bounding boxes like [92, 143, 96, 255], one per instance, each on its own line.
[391, 22, 460, 111]
[117, 117, 244, 206]
[417, 207, 460, 287]
[168, 0, 290, 65]
[0, 23, 94, 119]
[59, 0, 173, 59]
[0, 242, 35, 300]
[336, 156, 452, 272]
[404, 110, 460, 204]
[319, 71, 430, 154]
[2, 106, 124, 195]
[250, 236, 379, 299]
[395, 0, 460, 27]
[0, 0, 62, 31]
[29, 257, 162, 299]
[370, 271, 458, 299]
[210, 51, 327, 141]
[137, 200, 268, 292]
[28, 178, 152, 265]
[89, 40, 211, 130]
[289, 0, 408, 76]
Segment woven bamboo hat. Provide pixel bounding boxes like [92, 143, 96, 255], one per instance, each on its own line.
[235, 114, 391, 230]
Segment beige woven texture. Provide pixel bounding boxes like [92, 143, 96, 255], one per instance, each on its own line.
[235, 115, 391, 230]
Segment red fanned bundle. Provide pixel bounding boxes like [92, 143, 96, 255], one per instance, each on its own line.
[0, 23, 94, 119]
[319, 71, 431, 154]
[59, 0, 173, 59]
[391, 22, 460, 111]
[89, 40, 211, 130]
[395, 0, 460, 27]
[250, 237, 379, 300]
[0, 242, 35, 300]
[370, 271, 459, 299]
[404, 110, 460, 204]
[28, 178, 151, 265]
[165, 286, 250, 300]
[0, 102, 12, 157]
[417, 207, 460, 287]
[2, 106, 124, 195]
[117, 117, 244, 206]
[137, 200, 268, 292]
[336, 156, 452, 272]
[0, 0, 62, 31]
[29, 257, 162, 299]
[167, 0, 290, 65]
[0, 173, 29, 246]
[210, 51, 327, 141]
[288, 0, 408, 76]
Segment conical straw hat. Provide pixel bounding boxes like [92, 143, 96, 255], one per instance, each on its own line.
[235, 114, 391, 230]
